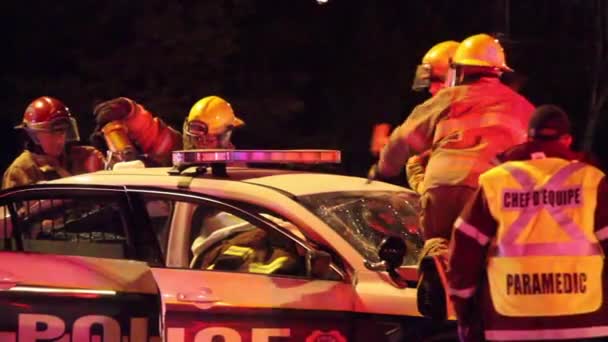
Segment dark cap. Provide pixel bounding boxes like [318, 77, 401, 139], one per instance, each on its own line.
[528, 104, 571, 140]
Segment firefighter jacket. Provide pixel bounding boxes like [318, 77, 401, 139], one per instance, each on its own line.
[2, 146, 104, 190]
[378, 77, 534, 193]
[405, 153, 428, 194]
[447, 141, 608, 341]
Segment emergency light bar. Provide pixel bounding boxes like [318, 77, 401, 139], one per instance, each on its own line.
[172, 149, 341, 168]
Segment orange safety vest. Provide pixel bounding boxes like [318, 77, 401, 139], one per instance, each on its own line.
[480, 157, 605, 318]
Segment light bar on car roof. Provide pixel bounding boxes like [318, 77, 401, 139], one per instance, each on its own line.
[172, 149, 341, 167]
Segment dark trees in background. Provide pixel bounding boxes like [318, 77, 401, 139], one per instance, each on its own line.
[584, 0, 608, 165]
[2, 0, 607, 179]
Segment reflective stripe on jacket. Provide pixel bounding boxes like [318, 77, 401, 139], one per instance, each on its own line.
[378, 77, 534, 192]
[447, 142, 608, 341]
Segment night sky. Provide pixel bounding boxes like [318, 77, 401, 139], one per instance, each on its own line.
[3, 0, 607, 183]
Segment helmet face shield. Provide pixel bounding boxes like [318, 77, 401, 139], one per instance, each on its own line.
[411, 63, 432, 92]
[185, 120, 209, 137]
[184, 119, 234, 149]
[185, 120, 217, 148]
[24, 116, 80, 145]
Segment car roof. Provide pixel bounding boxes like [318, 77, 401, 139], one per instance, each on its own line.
[45, 166, 408, 196]
[245, 173, 406, 195]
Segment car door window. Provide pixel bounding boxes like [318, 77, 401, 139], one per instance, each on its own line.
[136, 192, 326, 278]
[189, 207, 309, 277]
[5, 192, 132, 260]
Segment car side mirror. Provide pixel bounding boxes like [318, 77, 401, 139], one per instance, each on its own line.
[378, 236, 407, 270]
[363, 236, 408, 272]
[306, 249, 332, 278]
[378, 236, 409, 288]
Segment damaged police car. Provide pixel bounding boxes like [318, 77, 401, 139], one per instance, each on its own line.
[0, 149, 455, 341]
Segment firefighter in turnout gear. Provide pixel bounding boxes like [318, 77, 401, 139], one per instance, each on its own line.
[92, 95, 244, 167]
[93, 96, 298, 274]
[3, 96, 105, 189]
[406, 40, 460, 194]
[370, 40, 460, 159]
[447, 105, 608, 342]
[368, 33, 535, 320]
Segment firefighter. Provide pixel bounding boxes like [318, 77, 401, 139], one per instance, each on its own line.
[94, 96, 301, 274]
[92, 95, 244, 167]
[405, 41, 460, 193]
[447, 105, 608, 342]
[3, 96, 105, 189]
[370, 40, 460, 158]
[368, 33, 535, 319]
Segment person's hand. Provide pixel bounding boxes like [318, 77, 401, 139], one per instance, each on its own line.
[93, 97, 134, 127]
[367, 164, 379, 183]
[69, 146, 106, 173]
[370, 123, 391, 157]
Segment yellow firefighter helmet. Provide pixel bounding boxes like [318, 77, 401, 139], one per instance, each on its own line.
[412, 40, 460, 92]
[452, 33, 512, 71]
[422, 40, 460, 80]
[186, 96, 245, 136]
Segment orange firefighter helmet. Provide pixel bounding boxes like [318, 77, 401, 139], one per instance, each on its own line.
[451, 33, 512, 71]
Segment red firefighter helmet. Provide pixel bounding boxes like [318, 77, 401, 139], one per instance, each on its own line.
[20, 96, 80, 143]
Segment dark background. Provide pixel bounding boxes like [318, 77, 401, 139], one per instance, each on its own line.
[3, 0, 608, 183]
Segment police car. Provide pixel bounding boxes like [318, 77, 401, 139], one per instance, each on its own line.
[0, 149, 455, 341]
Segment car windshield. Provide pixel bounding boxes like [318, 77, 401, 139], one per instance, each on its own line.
[298, 191, 423, 265]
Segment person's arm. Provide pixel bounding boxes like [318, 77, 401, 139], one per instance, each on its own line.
[377, 94, 448, 177]
[447, 186, 497, 324]
[2, 166, 29, 189]
[2, 162, 42, 189]
[122, 102, 182, 164]
[94, 98, 182, 166]
[69, 145, 106, 174]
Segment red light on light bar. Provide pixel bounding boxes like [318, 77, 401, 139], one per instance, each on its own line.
[172, 149, 341, 167]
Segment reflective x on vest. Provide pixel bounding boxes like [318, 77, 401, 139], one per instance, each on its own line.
[498, 162, 599, 256]
[487, 161, 604, 317]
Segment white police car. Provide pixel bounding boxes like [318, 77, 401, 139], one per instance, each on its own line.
[0, 150, 455, 341]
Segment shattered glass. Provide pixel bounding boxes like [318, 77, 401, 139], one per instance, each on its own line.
[299, 191, 423, 265]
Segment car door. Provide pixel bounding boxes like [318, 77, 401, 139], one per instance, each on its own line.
[0, 185, 162, 341]
[129, 188, 356, 342]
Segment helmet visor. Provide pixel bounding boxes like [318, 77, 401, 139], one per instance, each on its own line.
[25, 117, 80, 143]
[185, 120, 209, 137]
[411, 64, 432, 92]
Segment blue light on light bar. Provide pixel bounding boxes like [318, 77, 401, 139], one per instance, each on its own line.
[172, 149, 341, 167]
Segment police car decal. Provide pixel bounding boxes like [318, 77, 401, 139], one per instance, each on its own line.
[0, 292, 160, 342]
